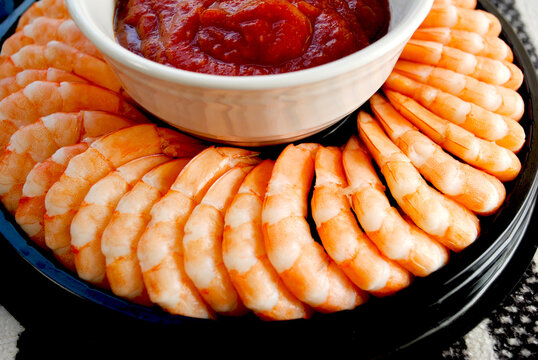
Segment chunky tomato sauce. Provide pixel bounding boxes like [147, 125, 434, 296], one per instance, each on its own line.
[115, 0, 390, 76]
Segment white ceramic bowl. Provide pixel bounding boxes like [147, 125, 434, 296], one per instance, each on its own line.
[66, 0, 433, 146]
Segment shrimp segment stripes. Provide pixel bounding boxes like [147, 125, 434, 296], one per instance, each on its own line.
[137, 146, 261, 319]
[383, 72, 525, 152]
[223, 159, 312, 320]
[342, 136, 450, 276]
[101, 158, 191, 305]
[16, 0, 70, 31]
[392, 60, 524, 121]
[370, 93, 506, 216]
[44, 124, 206, 271]
[0, 41, 121, 92]
[357, 111, 481, 252]
[262, 143, 368, 312]
[71, 154, 172, 288]
[0, 81, 147, 149]
[15, 142, 90, 248]
[311, 146, 413, 295]
[385, 90, 522, 182]
[0, 111, 136, 213]
[183, 166, 254, 316]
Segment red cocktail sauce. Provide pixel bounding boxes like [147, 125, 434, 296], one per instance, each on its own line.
[115, 0, 390, 76]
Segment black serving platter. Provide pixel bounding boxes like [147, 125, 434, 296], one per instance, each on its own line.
[1, 0, 537, 358]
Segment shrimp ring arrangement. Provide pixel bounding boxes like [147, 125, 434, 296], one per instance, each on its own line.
[0, 0, 535, 325]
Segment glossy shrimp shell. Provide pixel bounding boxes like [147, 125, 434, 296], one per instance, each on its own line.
[16, 0, 70, 31]
[311, 146, 413, 295]
[262, 143, 368, 312]
[222, 159, 312, 320]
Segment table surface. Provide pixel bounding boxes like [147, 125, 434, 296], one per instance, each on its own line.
[1, 1, 537, 359]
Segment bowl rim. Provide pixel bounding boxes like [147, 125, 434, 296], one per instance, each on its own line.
[65, 0, 434, 90]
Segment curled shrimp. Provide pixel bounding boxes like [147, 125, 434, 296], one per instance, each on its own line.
[0, 41, 121, 92]
[383, 72, 525, 152]
[222, 159, 312, 320]
[311, 145, 413, 295]
[385, 90, 522, 182]
[262, 143, 368, 312]
[183, 166, 254, 316]
[0, 68, 87, 101]
[392, 60, 524, 121]
[0, 111, 137, 213]
[15, 142, 90, 248]
[0, 81, 147, 149]
[358, 111, 481, 252]
[101, 158, 190, 305]
[44, 124, 206, 271]
[342, 136, 450, 276]
[412, 28, 513, 62]
[401, 39, 523, 90]
[2, 18, 101, 59]
[16, 0, 70, 31]
[137, 146, 261, 319]
[71, 154, 172, 287]
[433, 0, 477, 8]
[370, 93, 506, 215]
[420, 4, 501, 37]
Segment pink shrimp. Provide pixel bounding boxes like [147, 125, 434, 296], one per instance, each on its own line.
[383, 72, 525, 152]
[15, 142, 90, 248]
[183, 166, 254, 316]
[385, 90, 522, 182]
[0, 81, 147, 149]
[71, 154, 172, 287]
[0, 41, 121, 92]
[342, 135, 450, 276]
[2, 17, 101, 59]
[400, 39, 523, 90]
[261, 143, 368, 312]
[0, 68, 87, 101]
[44, 124, 206, 271]
[137, 146, 261, 319]
[222, 159, 312, 320]
[412, 28, 514, 62]
[101, 158, 191, 305]
[358, 111, 481, 252]
[16, 0, 70, 31]
[392, 60, 524, 121]
[0, 111, 137, 213]
[370, 93, 506, 215]
[420, 4, 501, 37]
[433, 0, 477, 8]
[311, 145, 413, 295]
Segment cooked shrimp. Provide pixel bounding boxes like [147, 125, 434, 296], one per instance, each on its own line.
[0, 111, 137, 213]
[71, 154, 172, 287]
[420, 4, 501, 37]
[412, 28, 513, 62]
[342, 136, 450, 276]
[370, 93, 506, 215]
[183, 166, 254, 316]
[401, 39, 523, 90]
[15, 142, 90, 248]
[222, 160, 312, 320]
[2, 18, 101, 59]
[262, 143, 368, 312]
[311, 146, 413, 295]
[0, 68, 87, 100]
[433, 0, 477, 8]
[0, 41, 121, 92]
[0, 81, 147, 148]
[16, 0, 70, 31]
[385, 90, 522, 182]
[137, 146, 261, 319]
[392, 60, 524, 120]
[383, 72, 525, 152]
[358, 111, 480, 252]
[44, 124, 206, 271]
[101, 158, 191, 305]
